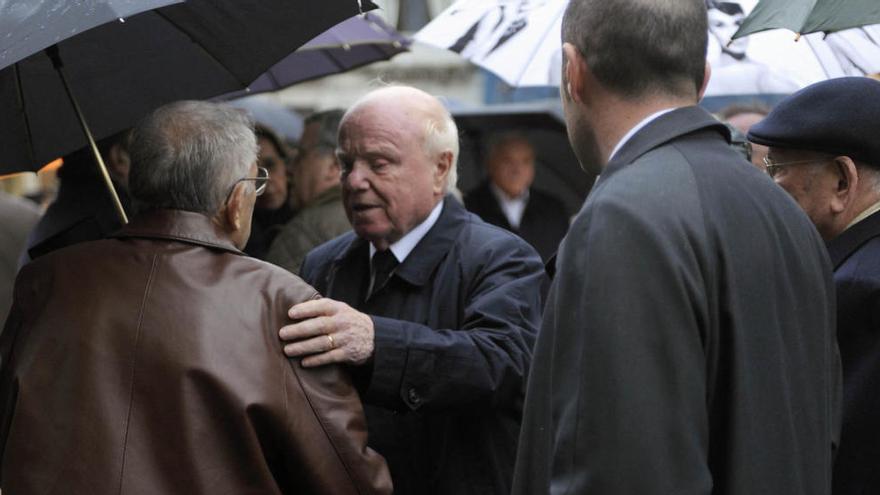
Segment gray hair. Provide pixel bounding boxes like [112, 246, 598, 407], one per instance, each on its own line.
[485, 132, 534, 162]
[128, 100, 258, 214]
[305, 109, 346, 152]
[424, 108, 460, 193]
[562, 0, 708, 98]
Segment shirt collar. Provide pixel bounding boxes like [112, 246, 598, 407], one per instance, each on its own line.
[369, 199, 445, 263]
[846, 199, 880, 231]
[488, 182, 530, 203]
[608, 108, 677, 163]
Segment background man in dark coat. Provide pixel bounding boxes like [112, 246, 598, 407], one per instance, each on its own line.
[464, 132, 569, 260]
[1, 101, 391, 494]
[24, 130, 132, 262]
[278, 86, 546, 495]
[748, 76, 880, 495]
[267, 109, 351, 274]
[513, 1, 840, 494]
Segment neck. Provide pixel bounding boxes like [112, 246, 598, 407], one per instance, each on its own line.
[593, 93, 694, 167]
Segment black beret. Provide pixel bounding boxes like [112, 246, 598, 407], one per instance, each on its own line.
[748, 77, 880, 167]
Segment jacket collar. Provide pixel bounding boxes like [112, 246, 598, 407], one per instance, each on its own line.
[309, 184, 342, 208]
[601, 105, 731, 182]
[331, 195, 466, 288]
[826, 209, 880, 269]
[112, 209, 243, 255]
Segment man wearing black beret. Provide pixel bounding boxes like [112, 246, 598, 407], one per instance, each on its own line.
[749, 76, 880, 495]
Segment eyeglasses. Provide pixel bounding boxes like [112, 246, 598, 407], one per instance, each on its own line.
[225, 166, 269, 203]
[763, 156, 833, 178]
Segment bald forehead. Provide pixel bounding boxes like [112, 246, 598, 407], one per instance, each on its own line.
[344, 86, 445, 127]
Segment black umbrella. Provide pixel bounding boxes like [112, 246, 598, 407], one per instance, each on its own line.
[452, 101, 593, 215]
[222, 12, 410, 100]
[0, 0, 374, 222]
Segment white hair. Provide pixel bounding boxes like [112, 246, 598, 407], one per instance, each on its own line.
[424, 110, 460, 193]
[128, 100, 257, 214]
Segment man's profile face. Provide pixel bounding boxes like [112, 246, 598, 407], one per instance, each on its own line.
[767, 147, 838, 238]
[291, 122, 337, 209]
[487, 139, 535, 197]
[560, 45, 602, 173]
[337, 102, 442, 249]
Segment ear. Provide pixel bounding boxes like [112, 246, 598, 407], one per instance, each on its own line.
[225, 182, 246, 232]
[107, 143, 131, 183]
[830, 156, 858, 215]
[562, 43, 586, 104]
[698, 61, 712, 101]
[433, 151, 453, 194]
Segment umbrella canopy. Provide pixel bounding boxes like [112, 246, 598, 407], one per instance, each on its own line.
[0, 0, 373, 175]
[415, 0, 567, 88]
[418, 0, 880, 95]
[223, 13, 410, 100]
[451, 101, 592, 214]
[706, 0, 880, 95]
[228, 95, 304, 143]
[733, 0, 880, 38]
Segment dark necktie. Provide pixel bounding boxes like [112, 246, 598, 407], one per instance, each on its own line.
[368, 249, 398, 300]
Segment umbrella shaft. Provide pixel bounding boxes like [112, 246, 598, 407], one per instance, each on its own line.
[46, 45, 129, 225]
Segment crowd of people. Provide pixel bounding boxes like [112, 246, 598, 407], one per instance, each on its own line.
[1, 0, 879, 494]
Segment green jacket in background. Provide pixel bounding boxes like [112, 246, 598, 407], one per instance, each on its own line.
[266, 185, 350, 274]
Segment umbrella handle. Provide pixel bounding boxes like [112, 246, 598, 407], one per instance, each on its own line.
[46, 45, 129, 225]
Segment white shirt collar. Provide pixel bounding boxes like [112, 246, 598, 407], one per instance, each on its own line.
[369, 200, 444, 263]
[489, 182, 529, 229]
[608, 108, 677, 162]
[846, 199, 880, 231]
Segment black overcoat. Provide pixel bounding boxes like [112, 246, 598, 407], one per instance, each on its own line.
[464, 181, 569, 261]
[301, 197, 546, 495]
[513, 106, 841, 495]
[827, 209, 880, 495]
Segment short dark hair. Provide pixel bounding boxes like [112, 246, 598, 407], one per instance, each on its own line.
[562, 0, 708, 98]
[254, 124, 289, 161]
[485, 132, 534, 163]
[304, 109, 346, 152]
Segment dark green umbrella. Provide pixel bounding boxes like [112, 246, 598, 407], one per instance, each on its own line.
[733, 0, 880, 39]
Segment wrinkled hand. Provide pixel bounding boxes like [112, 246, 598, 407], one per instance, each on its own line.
[279, 298, 374, 367]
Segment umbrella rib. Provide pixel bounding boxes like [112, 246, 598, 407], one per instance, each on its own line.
[266, 69, 283, 90]
[152, 9, 253, 87]
[13, 62, 37, 167]
[804, 35, 834, 79]
[860, 27, 879, 46]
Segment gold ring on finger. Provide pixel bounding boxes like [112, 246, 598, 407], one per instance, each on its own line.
[326, 333, 336, 350]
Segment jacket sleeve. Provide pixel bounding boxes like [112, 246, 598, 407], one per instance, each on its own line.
[278, 357, 392, 495]
[525, 194, 713, 494]
[363, 234, 545, 413]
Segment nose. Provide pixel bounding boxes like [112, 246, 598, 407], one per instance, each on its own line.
[343, 160, 371, 192]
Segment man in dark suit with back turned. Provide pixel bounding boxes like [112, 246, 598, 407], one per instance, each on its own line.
[513, 1, 841, 494]
[465, 133, 569, 261]
[748, 76, 880, 495]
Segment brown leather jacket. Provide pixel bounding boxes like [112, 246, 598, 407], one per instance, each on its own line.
[0, 209, 392, 494]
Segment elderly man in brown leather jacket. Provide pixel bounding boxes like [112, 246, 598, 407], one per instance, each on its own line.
[0, 100, 391, 495]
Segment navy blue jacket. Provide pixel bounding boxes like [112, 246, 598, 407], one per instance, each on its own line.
[301, 197, 546, 495]
[828, 209, 880, 495]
